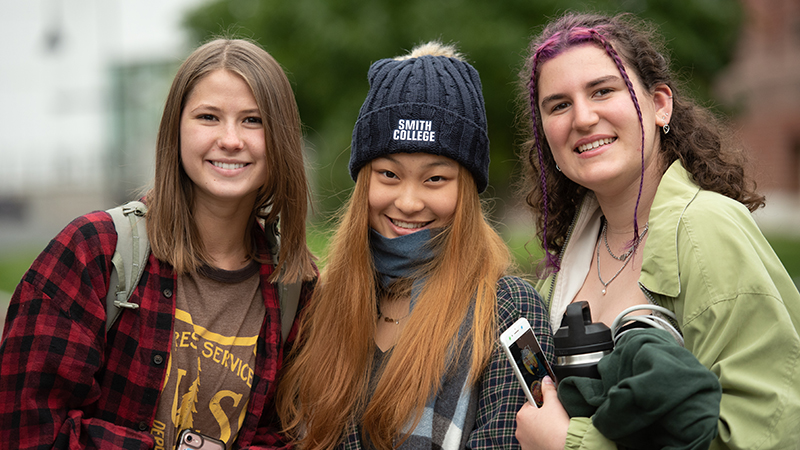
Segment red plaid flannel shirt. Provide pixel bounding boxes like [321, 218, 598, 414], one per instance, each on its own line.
[0, 210, 314, 449]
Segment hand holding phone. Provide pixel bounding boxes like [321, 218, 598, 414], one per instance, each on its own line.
[500, 317, 556, 407]
[176, 429, 225, 450]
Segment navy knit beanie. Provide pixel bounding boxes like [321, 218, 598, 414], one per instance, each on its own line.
[349, 44, 490, 193]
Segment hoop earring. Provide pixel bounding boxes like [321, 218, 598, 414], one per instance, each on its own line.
[556, 163, 561, 172]
[662, 123, 670, 135]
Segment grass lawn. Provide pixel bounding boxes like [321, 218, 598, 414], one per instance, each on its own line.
[0, 247, 41, 296]
[0, 247, 40, 335]
[765, 236, 800, 282]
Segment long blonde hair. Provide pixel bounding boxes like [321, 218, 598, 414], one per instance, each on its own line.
[277, 164, 511, 449]
[146, 38, 314, 282]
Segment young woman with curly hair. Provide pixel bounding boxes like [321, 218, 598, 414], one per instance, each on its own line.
[516, 12, 800, 450]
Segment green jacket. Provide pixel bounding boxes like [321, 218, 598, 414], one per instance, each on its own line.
[536, 161, 800, 450]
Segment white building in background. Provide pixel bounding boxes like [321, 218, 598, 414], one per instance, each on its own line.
[0, 0, 205, 249]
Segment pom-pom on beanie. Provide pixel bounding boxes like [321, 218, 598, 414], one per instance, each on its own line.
[349, 42, 490, 193]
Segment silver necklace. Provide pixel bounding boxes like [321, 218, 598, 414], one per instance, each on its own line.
[597, 220, 649, 295]
[603, 220, 649, 260]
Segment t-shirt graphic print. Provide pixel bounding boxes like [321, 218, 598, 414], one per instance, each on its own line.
[151, 262, 265, 450]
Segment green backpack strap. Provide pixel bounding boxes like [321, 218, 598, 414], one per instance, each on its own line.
[280, 276, 302, 343]
[105, 201, 149, 332]
[264, 220, 302, 343]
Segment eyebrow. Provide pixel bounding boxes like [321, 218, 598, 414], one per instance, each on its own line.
[539, 75, 622, 109]
[189, 104, 261, 115]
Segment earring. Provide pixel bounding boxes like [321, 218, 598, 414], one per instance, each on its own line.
[661, 115, 670, 134]
[556, 163, 562, 172]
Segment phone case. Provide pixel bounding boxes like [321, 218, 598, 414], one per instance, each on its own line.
[500, 317, 555, 408]
[176, 429, 225, 450]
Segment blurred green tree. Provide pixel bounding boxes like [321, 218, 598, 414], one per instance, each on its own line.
[183, 0, 742, 219]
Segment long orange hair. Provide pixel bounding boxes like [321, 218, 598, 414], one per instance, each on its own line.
[277, 163, 511, 449]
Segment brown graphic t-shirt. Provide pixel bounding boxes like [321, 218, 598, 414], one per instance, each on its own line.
[150, 261, 265, 450]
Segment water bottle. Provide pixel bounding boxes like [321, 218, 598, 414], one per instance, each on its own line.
[553, 301, 614, 380]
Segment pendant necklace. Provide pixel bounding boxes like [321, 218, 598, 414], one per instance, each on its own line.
[378, 303, 411, 325]
[379, 312, 411, 325]
[597, 219, 649, 295]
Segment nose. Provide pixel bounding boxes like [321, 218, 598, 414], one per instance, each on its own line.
[218, 122, 244, 151]
[394, 185, 425, 215]
[572, 98, 599, 130]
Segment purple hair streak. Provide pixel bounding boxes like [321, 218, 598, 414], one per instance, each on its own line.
[529, 26, 646, 270]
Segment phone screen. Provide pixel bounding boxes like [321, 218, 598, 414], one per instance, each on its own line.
[506, 327, 554, 407]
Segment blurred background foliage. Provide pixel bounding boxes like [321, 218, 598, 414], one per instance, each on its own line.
[183, 0, 743, 219]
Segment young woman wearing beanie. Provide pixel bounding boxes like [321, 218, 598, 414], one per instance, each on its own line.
[277, 42, 553, 449]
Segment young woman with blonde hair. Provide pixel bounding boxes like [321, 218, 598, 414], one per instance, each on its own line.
[277, 41, 553, 450]
[0, 38, 316, 449]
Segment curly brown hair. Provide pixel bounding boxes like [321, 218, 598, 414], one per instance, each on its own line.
[518, 12, 764, 269]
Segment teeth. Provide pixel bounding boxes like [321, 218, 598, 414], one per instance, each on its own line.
[577, 137, 615, 153]
[213, 161, 246, 170]
[392, 219, 427, 229]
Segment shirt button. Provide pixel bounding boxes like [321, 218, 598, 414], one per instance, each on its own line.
[153, 354, 164, 365]
[138, 421, 148, 431]
[162, 289, 173, 298]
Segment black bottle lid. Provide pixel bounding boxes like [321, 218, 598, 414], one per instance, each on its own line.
[553, 301, 614, 356]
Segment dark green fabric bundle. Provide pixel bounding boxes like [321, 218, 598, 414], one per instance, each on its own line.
[557, 328, 721, 450]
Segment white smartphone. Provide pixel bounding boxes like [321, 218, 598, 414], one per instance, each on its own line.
[500, 317, 556, 408]
[176, 429, 225, 450]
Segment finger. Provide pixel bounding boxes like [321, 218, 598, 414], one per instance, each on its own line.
[540, 376, 557, 403]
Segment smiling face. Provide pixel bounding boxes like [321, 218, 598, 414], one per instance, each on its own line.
[537, 43, 671, 200]
[180, 69, 268, 208]
[368, 153, 459, 238]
